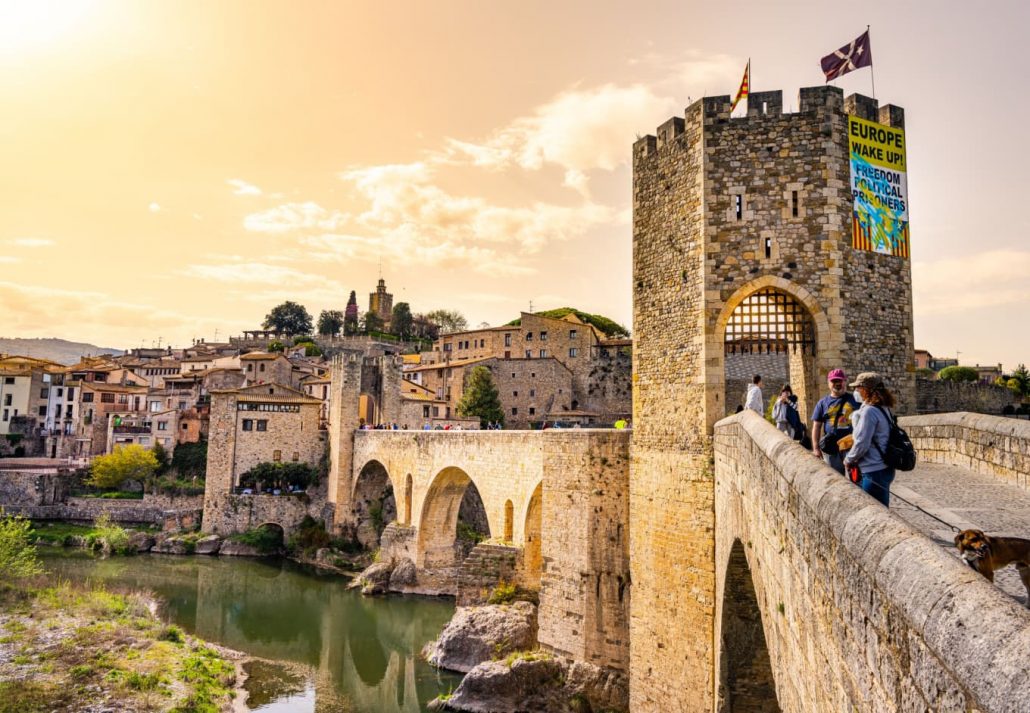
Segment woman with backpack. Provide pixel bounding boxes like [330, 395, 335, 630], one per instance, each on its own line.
[843, 372, 898, 506]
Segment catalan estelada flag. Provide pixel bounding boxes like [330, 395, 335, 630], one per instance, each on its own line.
[730, 60, 749, 111]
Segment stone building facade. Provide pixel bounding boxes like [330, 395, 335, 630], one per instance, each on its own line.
[202, 383, 325, 534]
[630, 86, 915, 712]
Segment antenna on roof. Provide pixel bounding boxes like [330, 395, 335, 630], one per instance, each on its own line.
[529, 300, 534, 314]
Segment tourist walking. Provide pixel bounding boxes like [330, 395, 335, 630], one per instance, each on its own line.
[843, 372, 897, 506]
[744, 374, 764, 415]
[772, 385, 797, 438]
[811, 368, 859, 475]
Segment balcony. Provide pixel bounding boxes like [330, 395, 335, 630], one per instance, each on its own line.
[113, 425, 151, 434]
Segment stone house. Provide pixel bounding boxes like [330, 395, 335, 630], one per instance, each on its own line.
[106, 408, 180, 453]
[73, 382, 150, 456]
[205, 383, 324, 491]
[240, 352, 294, 387]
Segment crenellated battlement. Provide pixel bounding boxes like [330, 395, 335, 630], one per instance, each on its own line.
[635, 84, 905, 157]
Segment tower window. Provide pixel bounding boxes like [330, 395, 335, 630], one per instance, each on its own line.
[734, 195, 743, 220]
[764, 237, 772, 259]
[791, 191, 799, 218]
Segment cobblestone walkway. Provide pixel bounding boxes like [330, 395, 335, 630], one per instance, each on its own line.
[889, 462, 1030, 605]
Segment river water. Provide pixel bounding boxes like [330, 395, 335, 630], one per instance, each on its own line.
[41, 550, 462, 713]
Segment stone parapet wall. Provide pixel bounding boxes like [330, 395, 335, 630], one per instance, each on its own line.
[5, 493, 202, 527]
[714, 411, 1030, 712]
[915, 377, 1019, 415]
[900, 412, 1030, 490]
[0, 470, 68, 506]
[201, 490, 325, 536]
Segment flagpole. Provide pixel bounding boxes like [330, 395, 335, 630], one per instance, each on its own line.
[868, 25, 876, 100]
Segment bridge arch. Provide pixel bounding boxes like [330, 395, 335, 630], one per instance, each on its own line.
[353, 459, 397, 550]
[713, 276, 832, 425]
[417, 466, 491, 572]
[522, 481, 543, 589]
[717, 539, 780, 713]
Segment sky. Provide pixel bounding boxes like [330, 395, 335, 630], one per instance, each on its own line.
[1, 0, 1028, 370]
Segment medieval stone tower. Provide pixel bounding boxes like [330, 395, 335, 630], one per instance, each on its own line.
[630, 85, 915, 711]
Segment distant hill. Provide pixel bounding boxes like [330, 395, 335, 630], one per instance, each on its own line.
[506, 308, 630, 338]
[0, 338, 124, 365]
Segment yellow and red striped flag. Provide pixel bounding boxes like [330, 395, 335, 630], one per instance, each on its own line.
[731, 60, 749, 111]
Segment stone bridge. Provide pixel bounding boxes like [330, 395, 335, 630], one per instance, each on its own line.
[331, 411, 1030, 712]
[330, 429, 633, 673]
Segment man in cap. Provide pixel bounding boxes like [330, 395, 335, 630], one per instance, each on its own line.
[811, 368, 860, 475]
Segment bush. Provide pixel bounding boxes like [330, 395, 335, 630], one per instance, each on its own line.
[286, 516, 331, 556]
[268, 340, 285, 353]
[149, 475, 205, 497]
[938, 366, 978, 383]
[170, 440, 207, 479]
[239, 461, 318, 491]
[91, 513, 131, 555]
[231, 526, 283, 554]
[915, 367, 937, 379]
[89, 445, 159, 489]
[159, 625, 185, 644]
[0, 511, 43, 579]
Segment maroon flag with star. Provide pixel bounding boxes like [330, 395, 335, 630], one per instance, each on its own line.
[821, 30, 872, 81]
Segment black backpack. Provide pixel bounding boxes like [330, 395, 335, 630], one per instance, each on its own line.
[872, 406, 917, 471]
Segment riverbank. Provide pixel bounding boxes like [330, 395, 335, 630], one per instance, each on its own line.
[0, 577, 242, 713]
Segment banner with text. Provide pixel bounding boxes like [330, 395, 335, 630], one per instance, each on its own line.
[848, 115, 909, 258]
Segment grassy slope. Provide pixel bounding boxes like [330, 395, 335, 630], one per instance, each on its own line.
[505, 307, 630, 338]
[0, 580, 237, 713]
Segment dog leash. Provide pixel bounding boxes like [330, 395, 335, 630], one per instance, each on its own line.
[886, 488, 962, 533]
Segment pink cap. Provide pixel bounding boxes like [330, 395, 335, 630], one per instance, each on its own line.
[827, 369, 847, 382]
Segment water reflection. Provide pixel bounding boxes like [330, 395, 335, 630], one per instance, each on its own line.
[42, 551, 461, 713]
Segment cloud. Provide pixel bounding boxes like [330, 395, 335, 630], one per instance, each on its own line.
[243, 201, 347, 233]
[9, 237, 54, 248]
[0, 281, 224, 345]
[180, 262, 339, 288]
[0, 256, 21, 264]
[228, 178, 262, 196]
[913, 250, 1030, 314]
[438, 83, 676, 193]
[148, 202, 161, 213]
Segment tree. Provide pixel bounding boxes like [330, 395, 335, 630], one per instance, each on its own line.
[938, 366, 978, 383]
[170, 440, 207, 479]
[263, 301, 313, 335]
[151, 441, 170, 475]
[391, 302, 414, 339]
[318, 310, 344, 336]
[1009, 364, 1030, 398]
[364, 311, 384, 334]
[0, 511, 42, 579]
[268, 340, 285, 353]
[457, 366, 504, 428]
[344, 291, 360, 335]
[425, 309, 468, 334]
[89, 445, 159, 489]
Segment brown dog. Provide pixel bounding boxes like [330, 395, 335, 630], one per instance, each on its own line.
[954, 529, 1030, 607]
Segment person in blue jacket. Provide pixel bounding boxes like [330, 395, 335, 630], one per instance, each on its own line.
[843, 372, 897, 506]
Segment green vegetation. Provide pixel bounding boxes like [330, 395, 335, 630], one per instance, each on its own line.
[27, 519, 155, 553]
[938, 365, 979, 383]
[506, 307, 629, 338]
[238, 461, 318, 491]
[915, 367, 937, 379]
[487, 580, 518, 605]
[456, 519, 488, 546]
[268, 340, 285, 353]
[230, 525, 283, 554]
[391, 302, 414, 339]
[503, 649, 551, 668]
[1006, 364, 1030, 398]
[456, 366, 505, 428]
[0, 579, 236, 713]
[425, 308, 467, 334]
[286, 516, 332, 557]
[89, 513, 132, 555]
[151, 441, 171, 475]
[170, 439, 208, 479]
[263, 300, 313, 335]
[88, 444, 159, 490]
[0, 511, 43, 579]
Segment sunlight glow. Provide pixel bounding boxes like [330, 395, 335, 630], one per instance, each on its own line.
[0, 0, 97, 53]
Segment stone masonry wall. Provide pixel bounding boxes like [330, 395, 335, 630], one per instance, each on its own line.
[0, 470, 68, 506]
[631, 86, 918, 713]
[202, 488, 325, 537]
[714, 410, 1030, 712]
[900, 412, 1030, 491]
[537, 430, 630, 672]
[915, 377, 1019, 415]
